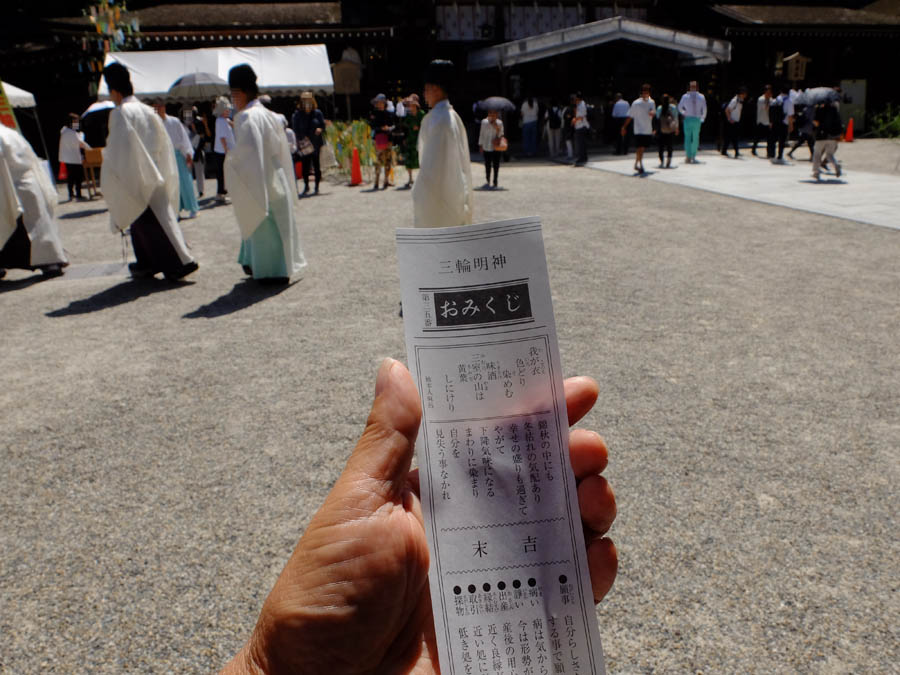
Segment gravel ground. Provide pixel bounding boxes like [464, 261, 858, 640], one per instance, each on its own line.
[1, 139, 898, 673]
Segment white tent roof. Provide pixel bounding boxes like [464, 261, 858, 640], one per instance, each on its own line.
[3, 82, 37, 108]
[98, 45, 334, 99]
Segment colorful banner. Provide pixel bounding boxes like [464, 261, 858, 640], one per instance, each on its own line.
[0, 79, 21, 132]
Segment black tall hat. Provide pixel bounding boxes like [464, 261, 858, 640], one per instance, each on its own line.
[103, 62, 132, 94]
[424, 59, 455, 91]
[228, 64, 257, 91]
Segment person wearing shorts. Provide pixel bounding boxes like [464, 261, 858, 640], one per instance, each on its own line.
[622, 83, 656, 174]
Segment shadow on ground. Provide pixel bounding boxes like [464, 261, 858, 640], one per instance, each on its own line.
[46, 279, 191, 317]
[183, 279, 296, 319]
[0, 274, 46, 293]
[59, 208, 108, 220]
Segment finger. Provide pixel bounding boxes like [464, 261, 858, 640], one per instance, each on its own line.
[568, 429, 608, 479]
[564, 376, 599, 427]
[587, 537, 618, 603]
[346, 359, 422, 493]
[577, 475, 616, 535]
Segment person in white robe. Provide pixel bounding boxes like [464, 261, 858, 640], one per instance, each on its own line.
[154, 100, 198, 219]
[411, 59, 473, 229]
[101, 62, 198, 281]
[0, 124, 68, 278]
[225, 64, 306, 284]
[58, 113, 90, 201]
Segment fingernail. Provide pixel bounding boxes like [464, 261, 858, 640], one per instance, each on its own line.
[375, 358, 396, 396]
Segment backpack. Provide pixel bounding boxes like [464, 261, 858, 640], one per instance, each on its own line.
[660, 107, 676, 134]
[548, 106, 562, 129]
[770, 98, 785, 127]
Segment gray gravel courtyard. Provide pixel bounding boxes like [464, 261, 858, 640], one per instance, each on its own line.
[1, 140, 898, 673]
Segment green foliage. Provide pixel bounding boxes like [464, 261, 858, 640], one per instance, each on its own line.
[868, 104, 900, 138]
[324, 120, 376, 173]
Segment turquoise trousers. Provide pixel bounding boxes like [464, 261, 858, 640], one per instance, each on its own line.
[683, 117, 702, 160]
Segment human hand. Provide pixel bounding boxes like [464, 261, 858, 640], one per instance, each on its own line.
[315, 128, 322, 135]
[221, 359, 617, 675]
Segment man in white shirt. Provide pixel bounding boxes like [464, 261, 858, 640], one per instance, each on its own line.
[213, 96, 235, 204]
[770, 85, 795, 162]
[621, 84, 655, 174]
[101, 62, 198, 281]
[611, 93, 630, 155]
[677, 81, 707, 163]
[411, 59, 473, 229]
[572, 91, 590, 166]
[752, 85, 773, 157]
[58, 113, 90, 201]
[722, 86, 748, 158]
[155, 100, 198, 219]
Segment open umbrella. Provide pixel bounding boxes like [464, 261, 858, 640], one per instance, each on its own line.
[81, 100, 115, 118]
[167, 72, 229, 101]
[795, 87, 841, 107]
[477, 96, 515, 112]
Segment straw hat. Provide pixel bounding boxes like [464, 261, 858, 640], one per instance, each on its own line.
[404, 93, 420, 108]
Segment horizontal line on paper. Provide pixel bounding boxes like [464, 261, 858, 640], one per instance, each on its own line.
[416, 324, 548, 339]
[445, 560, 571, 575]
[420, 278, 529, 292]
[440, 517, 565, 532]
[427, 410, 552, 424]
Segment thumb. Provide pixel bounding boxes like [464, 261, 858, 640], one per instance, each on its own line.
[345, 358, 422, 493]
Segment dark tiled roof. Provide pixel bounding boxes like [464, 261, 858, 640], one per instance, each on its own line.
[50, 2, 341, 30]
[713, 4, 900, 25]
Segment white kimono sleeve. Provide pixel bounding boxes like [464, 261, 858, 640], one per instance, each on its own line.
[225, 112, 269, 240]
[0, 144, 23, 247]
[412, 112, 473, 229]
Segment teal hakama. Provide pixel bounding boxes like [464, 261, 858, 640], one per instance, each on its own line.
[175, 151, 199, 213]
[237, 210, 287, 279]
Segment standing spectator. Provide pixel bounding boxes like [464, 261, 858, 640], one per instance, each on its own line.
[787, 105, 816, 160]
[769, 85, 795, 163]
[292, 91, 326, 196]
[520, 96, 539, 157]
[187, 107, 212, 199]
[611, 93, 631, 155]
[722, 86, 748, 158]
[368, 93, 395, 191]
[546, 98, 563, 157]
[58, 113, 90, 201]
[678, 81, 707, 164]
[411, 59, 473, 229]
[562, 95, 576, 160]
[812, 99, 843, 180]
[400, 93, 425, 188]
[622, 84, 655, 174]
[478, 108, 505, 189]
[213, 96, 234, 204]
[752, 85, 773, 157]
[155, 99, 198, 219]
[655, 94, 679, 168]
[572, 92, 590, 166]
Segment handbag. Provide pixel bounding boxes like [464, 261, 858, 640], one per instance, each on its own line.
[493, 135, 508, 152]
[298, 137, 315, 157]
[374, 132, 391, 151]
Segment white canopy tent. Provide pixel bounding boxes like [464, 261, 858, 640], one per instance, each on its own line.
[98, 45, 334, 100]
[5, 82, 37, 108]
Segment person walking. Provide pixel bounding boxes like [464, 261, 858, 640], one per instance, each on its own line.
[411, 59, 473, 228]
[292, 91, 326, 196]
[752, 85, 773, 157]
[400, 93, 425, 188]
[478, 109, 505, 189]
[787, 104, 816, 160]
[611, 92, 630, 155]
[100, 62, 198, 281]
[655, 94, 679, 168]
[58, 113, 90, 201]
[225, 64, 306, 284]
[186, 107, 212, 199]
[562, 96, 576, 160]
[622, 84, 655, 174]
[546, 98, 563, 157]
[678, 80, 707, 164]
[812, 99, 843, 181]
[722, 87, 748, 158]
[155, 99, 198, 219]
[572, 92, 590, 166]
[520, 96, 539, 157]
[769, 86, 795, 163]
[212, 96, 234, 204]
[368, 93, 395, 191]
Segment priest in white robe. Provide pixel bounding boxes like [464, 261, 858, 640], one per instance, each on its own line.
[0, 123, 68, 279]
[411, 59, 473, 229]
[154, 100, 199, 219]
[225, 64, 306, 284]
[101, 63, 198, 281]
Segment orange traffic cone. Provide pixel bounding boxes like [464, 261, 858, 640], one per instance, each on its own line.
[350, 147, 363, 186]
[58, 162, 68, 181]
[843, 117, 854, 142]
